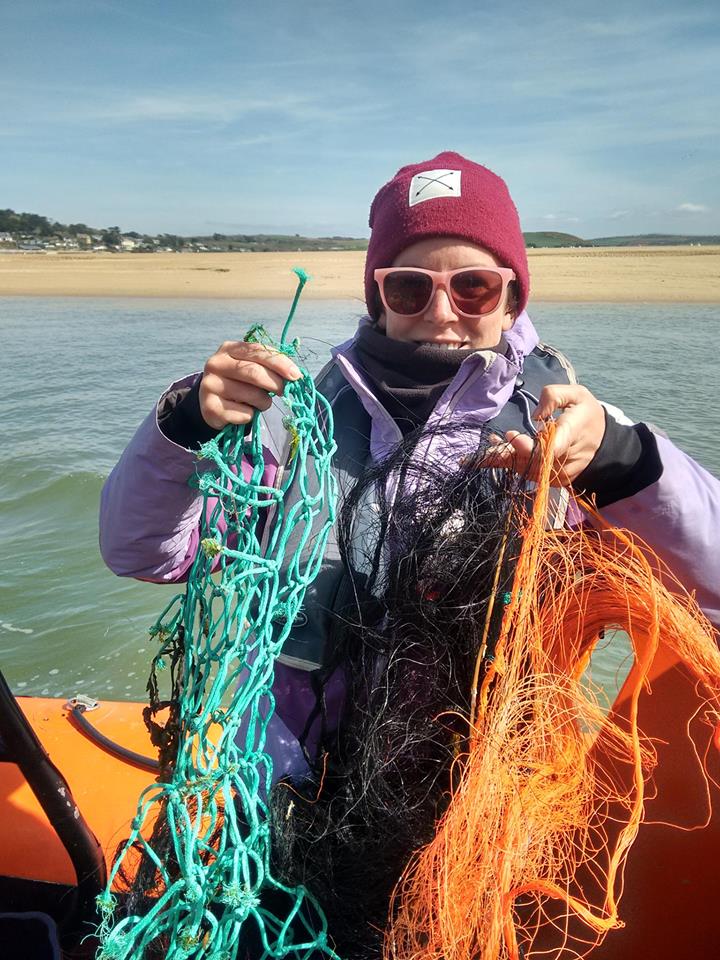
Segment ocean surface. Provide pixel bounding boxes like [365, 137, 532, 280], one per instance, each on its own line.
[1, 297, 718, 703]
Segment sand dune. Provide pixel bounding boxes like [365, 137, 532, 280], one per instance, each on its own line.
[1, 247, 718, 302]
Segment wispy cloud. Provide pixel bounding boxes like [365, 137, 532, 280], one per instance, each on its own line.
[581, 9, 715, 38]
[84, 92, 314, 124]
[1, 82, 385, 133]
[676, 202, 709, 213]
[541, 214, 580, 223]
[227, 133, 290, 148]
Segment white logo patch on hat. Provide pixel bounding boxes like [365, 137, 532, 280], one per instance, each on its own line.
[408, 168, 461, 207]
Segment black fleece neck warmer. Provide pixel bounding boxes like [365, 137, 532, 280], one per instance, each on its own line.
[354, 324, 480, 434]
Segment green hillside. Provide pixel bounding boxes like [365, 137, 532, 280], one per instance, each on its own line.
[523, 232, 591, 248]
[190, 233, 368, 252]
[522, 231, 720, 249]
[588, 234, 720, 247]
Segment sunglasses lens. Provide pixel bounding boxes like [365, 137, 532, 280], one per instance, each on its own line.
[450, 270, 504, 316]
[382, 271, 434, 315]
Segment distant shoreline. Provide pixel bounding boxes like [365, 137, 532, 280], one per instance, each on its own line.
[1, 247, 719, 302]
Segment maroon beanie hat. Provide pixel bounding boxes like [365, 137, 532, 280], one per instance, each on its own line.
[364, 151, 529, 318]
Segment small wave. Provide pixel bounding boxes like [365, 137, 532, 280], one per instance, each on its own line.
[0, 621, 34, 635]
[0, 465, 106, 508]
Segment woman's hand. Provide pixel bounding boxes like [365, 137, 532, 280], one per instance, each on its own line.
[199, 340, 302, 429]
[482, 384, 606, 487]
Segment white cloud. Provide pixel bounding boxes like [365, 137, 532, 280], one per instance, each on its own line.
[581, 9, 714, 39]
[675, 202, 709, 213]
[226, 133, 289, 148]
[0, 81, 290, 125]
[95, 93, 310, 124]
[541, 213, 580, 222]
[610, 210, 631, 220]
[0, 78, 384, 131]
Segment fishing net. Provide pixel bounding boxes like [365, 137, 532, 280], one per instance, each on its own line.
[383, 424, 720, 960]
[96, 270, 340, 960]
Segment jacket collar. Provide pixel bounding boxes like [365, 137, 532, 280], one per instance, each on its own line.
[332, 311, 540, 459]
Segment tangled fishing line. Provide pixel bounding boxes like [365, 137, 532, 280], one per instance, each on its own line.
[95, 270, 340, 960]
[269, 419, 523, 959]
[382, 429, 720, 960]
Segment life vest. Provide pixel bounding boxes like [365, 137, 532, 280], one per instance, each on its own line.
[261, 343, 576, 672]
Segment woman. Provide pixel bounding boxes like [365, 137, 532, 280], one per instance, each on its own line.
[99, 151, 720, 956]
[100, 148, 719, 637]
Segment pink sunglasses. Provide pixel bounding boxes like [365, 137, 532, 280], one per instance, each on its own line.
[374, 266, 515, 318]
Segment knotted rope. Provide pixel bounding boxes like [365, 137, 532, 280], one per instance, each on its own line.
[96, 269, 339, 960]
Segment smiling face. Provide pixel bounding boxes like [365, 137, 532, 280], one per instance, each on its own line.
[377, 237, 516, 349]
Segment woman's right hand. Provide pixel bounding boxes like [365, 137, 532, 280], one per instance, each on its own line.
[199, 340, 302, 429]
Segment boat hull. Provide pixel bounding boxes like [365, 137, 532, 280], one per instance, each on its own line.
[0, 696, 157, 887]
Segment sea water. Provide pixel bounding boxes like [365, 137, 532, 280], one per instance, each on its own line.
[1, 297, 718, 701]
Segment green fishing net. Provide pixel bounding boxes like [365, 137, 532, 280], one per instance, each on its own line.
[96, 270, 339, 959]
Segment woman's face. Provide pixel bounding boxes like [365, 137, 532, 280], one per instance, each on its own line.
[378, 237, 515, 349]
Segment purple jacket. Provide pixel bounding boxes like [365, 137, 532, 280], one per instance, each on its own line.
[100, 311, 720, 778]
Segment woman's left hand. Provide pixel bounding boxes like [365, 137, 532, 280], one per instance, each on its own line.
[481, 384, 606, 487]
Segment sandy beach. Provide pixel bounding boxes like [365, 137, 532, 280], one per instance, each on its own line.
[1, 247, 719, 302]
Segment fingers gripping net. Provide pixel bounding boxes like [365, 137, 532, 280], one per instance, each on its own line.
[96, 270, 340, 960]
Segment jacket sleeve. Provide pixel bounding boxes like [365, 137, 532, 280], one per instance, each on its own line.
[596, 434, 720, 629]
[99, 374, 281, 583]
[99, 374, 210, 581]
[571, 404, 719, 629]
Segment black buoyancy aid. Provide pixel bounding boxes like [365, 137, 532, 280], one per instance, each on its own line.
[262, 343, 575, 672]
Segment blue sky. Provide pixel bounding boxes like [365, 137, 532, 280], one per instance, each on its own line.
[2, 0, 718, 238]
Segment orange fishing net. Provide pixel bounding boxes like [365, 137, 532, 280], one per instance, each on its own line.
[385, 424, 720, 960]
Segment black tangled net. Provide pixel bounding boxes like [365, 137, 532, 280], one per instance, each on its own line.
[270, 421, 529, 959]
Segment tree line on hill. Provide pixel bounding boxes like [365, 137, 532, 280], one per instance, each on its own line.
[1, 209, 718, 251]
[0, 209, 184, 250]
